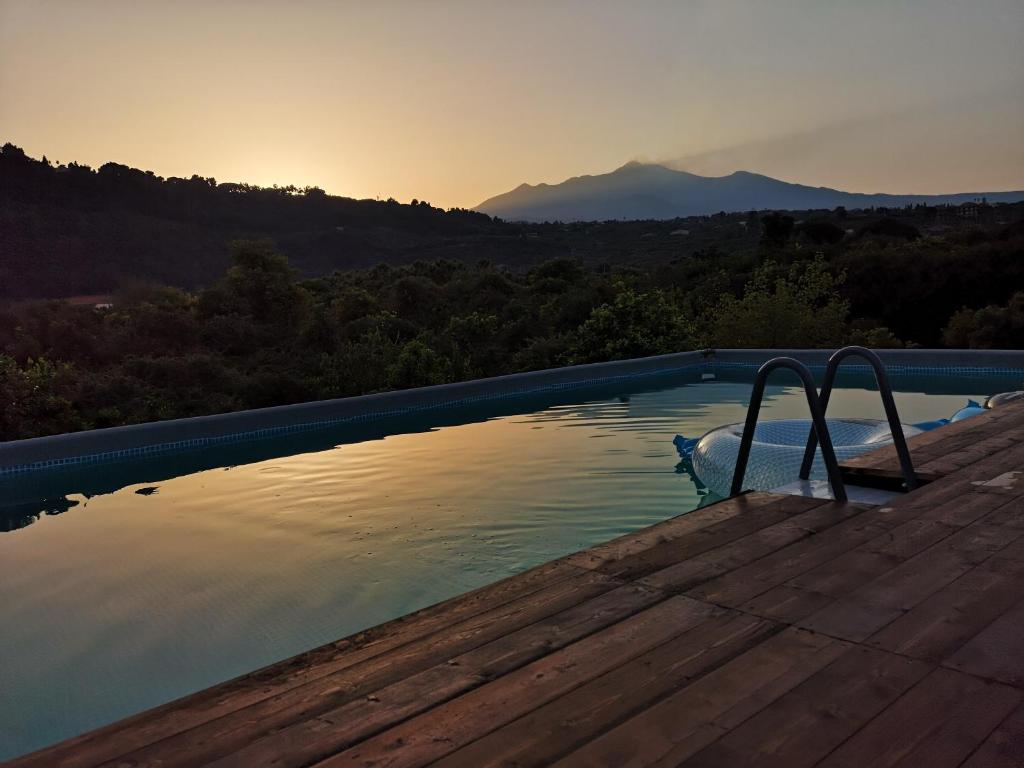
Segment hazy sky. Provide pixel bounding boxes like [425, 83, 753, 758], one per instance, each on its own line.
[2, 0, 1022, 208]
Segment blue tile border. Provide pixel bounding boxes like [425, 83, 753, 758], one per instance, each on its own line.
[712, 361, 1024, 377]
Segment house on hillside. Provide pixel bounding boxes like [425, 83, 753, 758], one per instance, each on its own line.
[958, 202, 980, 219]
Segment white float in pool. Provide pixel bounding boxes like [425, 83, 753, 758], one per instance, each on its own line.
[688, 418, 924, 497]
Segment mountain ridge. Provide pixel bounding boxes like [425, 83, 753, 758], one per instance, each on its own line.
[476, 162, 1024, 222]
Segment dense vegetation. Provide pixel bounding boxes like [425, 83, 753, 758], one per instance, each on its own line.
[2, 145, 1023, 441]
[0, 143, 507, 298]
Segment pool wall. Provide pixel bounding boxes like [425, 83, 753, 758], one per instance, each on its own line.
[712, 348, 1024, 377]
[3, 348, 1023, 476]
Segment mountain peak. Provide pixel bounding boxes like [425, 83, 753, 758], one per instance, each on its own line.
[476, 164, 1024, 222]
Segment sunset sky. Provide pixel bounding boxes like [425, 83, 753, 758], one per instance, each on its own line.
[2, 0, 1022, 208]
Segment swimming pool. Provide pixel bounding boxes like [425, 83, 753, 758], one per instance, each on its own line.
[0, 366, 1018, 759]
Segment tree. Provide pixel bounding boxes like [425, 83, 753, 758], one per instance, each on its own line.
[797, 220, 845, 245]
[0, 356, 80, 440]
[200, 240, 310, 337]
[943, 293, 1024, 349]
[703, 258, 848, 348]
[571, 286, 693, 363]
[760, 212, 795, 248]
[857, 218, 920, 241]
[388, 340, 451, 388]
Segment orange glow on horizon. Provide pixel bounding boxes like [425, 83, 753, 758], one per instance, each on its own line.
[1, 0, 1022, 209]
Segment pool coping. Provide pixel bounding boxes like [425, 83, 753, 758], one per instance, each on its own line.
[2, 348, 1023, 476]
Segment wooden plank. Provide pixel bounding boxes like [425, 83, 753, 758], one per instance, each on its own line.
[906, 491, 1018, 528]
[951, 443, 1024, 487]
[638, 500, 869, 594]
[738, 585, 836, 623]
[675, 647, 932, 768]
[179, 584, 668, 768]
[974, 498, 1024, 530]
[815, 668, 1021, 768]
[744, 489, 1023, 625]
[863, 517, 958, 559]
[551, 628, 848, 768]
[787, 550, 902, 598]
[798, 520, 1022, 641]
[650, 463, 1018, 625]
[310, 596, 723, 768]
[944, 597, 1024, 687]
[840, 402, 1024, 478]
[10, 559, 591, 768]
[841, 465, 941, 488]
[87, 571, 637, 768]
[685, 507, 905, 608]
[960, 702, 1024, 768]
[730, 491, 977, 623]
[877, 477, 981, 514]
[917, 440, 1024, 480]
[567, 493, 833, 580]
[432, 613, 779, 767]
[562, 492, 791, 573]
[867, 557, 1024, 662]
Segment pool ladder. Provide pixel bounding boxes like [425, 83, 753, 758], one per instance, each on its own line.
[730, 346, 919, 502]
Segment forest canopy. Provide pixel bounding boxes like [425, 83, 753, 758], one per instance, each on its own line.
[3, 226, 1023, 442]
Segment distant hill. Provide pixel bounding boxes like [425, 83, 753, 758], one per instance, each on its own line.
[476, 161, 1024, 222]
[0, 143, 508, 299]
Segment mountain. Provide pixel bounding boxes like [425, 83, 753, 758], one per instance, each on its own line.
[476, 162, 1024, 222]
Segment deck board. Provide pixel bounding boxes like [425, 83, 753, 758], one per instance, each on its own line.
[9, 400, 1024, 767]
[814, 668, 1022, 768]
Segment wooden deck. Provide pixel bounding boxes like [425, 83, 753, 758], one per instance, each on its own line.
[10, 402, 1024, 767]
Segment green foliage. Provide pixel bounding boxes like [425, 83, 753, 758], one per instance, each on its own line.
[943, 293, 1024, 349]
[388, 340, 451, 389]
[702, 258, 848, 348]
[845, 323, 904, 349]
[571, 286, 694, 363]
[836, 233, 1024, 345]
[0, 355, 80, 440]
[857, 218, 921, 241]
[200, 240, 311, 337]
[796, 219, 845, 245]
[760, 212, 795, 248]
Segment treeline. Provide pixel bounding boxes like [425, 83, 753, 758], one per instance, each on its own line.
[0, 143, 507, 298]
[3, 224, 1024, 441]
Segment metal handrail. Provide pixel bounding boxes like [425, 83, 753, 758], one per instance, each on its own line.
[730, 357, 848, 502]
[798, 346, 918, 491]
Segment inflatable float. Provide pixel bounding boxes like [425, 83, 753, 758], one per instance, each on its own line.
[986, 391, 1024, 409]
[674, 398, 992, 498]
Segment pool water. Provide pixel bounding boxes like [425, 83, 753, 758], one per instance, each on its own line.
[0, 370, 1014, 759]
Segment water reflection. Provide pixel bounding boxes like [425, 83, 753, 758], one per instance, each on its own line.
[0, 496, 80, 532]
[0, 368, 1013, 535]
[0, 372, 697, 533]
